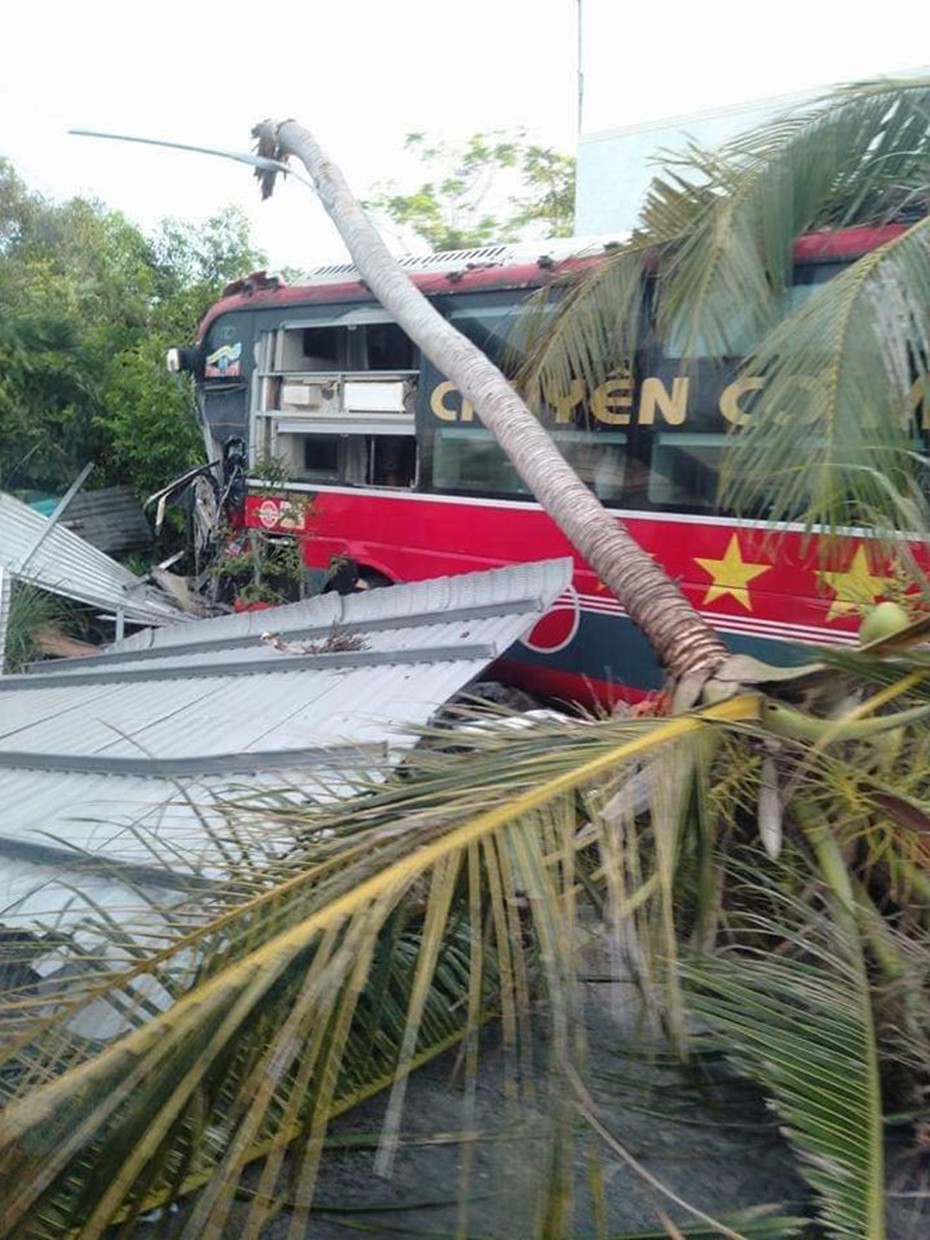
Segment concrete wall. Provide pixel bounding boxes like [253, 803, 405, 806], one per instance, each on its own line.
[575, 91, 810, 236]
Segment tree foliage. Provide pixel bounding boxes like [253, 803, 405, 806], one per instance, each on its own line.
[519, 75, 930, 538]
[363, 129, 575, 252]
[0, 164, 264, 499]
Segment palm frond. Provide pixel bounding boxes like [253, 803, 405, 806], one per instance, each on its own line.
[650, 76, 930, 358]
[515, 246, 648, 413]
[682, 905, 886, 1239]
[0, 698, 756, 1238]
[722, 215, 930, 531]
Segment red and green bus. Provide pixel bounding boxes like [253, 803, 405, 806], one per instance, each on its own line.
[174, 227, 926, 707]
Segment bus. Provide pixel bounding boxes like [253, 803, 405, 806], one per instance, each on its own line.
[172, 227, 926, 707]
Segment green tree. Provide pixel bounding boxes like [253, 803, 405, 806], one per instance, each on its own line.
[100, 207, 265, 497]
[364, 128, 575, 251]
[0, 158, 37, 255]
[0, 183, 264, 499]
[151, 205, 265, 300]
[0, 166, 91, 489]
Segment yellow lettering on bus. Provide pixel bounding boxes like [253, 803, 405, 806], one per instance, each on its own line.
[546, 378, 586, 424]
[591, 375, 633, 425]
[719, 377, 764, 426]
[638, 376, 689, 426]
[773, 374, 823, 425]
[430, 381, 474, 422]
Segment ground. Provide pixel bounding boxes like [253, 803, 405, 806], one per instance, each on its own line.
[135, 961, 930, 1238]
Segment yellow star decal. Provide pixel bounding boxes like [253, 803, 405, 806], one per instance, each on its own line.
[695, 535, 771, 612]
[818, 545, 894, 621]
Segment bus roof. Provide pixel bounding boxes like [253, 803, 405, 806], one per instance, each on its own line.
[198, 223, 907, 340]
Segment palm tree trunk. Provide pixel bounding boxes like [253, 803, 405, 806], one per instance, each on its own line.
[261, 121, 729, 685]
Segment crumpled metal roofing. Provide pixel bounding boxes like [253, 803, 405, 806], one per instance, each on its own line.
[0, 490, 188, 627]
[0, 559, 572, 939]
[38, 485, 155, 556]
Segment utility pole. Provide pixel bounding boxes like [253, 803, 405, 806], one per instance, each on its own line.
[576, 0, 585, 133]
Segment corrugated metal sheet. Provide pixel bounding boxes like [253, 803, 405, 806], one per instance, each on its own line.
[0, 568, 10, 673]
[0, 491, 187, 627]
[31, 564, 565, 675]
[52, 485, 154, 556]
[0, 560, 571, 939]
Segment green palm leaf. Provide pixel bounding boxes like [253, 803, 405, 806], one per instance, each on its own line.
[646, 76, 930, 356]
[683, 895, 885, 1239]
[722, 215, 930, 530]
[0, 698, 756, 1239]
[515, 246, 647, 414]
[517, 75, 930, 538]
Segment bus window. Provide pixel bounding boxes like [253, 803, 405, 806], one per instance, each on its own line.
[662, 262, 844, 360]
[372, 436, 417, 486]
[277, 317, 418, 374]
[433, 428, 531, 495]
[444, 295, 554, 373]
[300, 326, 341, 369]
[303, 435, 341, 481]
[663, 311, 758, 361]
[559, 432, 627, 501]
[431, 426, 626, 501]
[366, 322, 417, 371]
[295, 432, 416, 488]
[446, 307, 520, 367]
[648, 433, 726, 508]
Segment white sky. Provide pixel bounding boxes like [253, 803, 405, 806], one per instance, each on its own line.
[1, 0, 925, 270]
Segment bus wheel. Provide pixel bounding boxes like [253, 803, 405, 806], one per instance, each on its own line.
[323, 559, 392, 595]
[353, 570, 392, 594]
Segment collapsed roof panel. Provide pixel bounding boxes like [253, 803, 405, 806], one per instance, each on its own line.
[0, 490, 188, 628]
[0, 559, 572, 936]
[30, 485, 154, 556]
[35, 560, 564, 668]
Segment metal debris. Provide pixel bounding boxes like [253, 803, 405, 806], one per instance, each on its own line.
[0, 560, 572, 945]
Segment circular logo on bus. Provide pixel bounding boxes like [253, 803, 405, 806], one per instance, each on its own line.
[520, 586, 581, 654]
[257, 499, 280, 529]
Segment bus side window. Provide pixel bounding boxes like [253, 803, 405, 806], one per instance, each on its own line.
[372, 436, 416, 487]
[299, 433, 417, 487]
[301, 327, 341, 368]
[303, 436, 340, 481]
[367, 324, 417, 371]
[648, 433, 723, 509]
[432, 428, 531, 496]
[561, 435, 626, 502]
[647, 431, 766, 515]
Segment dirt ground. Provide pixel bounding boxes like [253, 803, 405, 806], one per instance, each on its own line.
[139, 974, 930, 1238]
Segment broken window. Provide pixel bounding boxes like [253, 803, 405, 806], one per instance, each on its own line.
[253, 311, 420, 487]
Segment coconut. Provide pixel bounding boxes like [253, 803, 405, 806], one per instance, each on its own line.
[859, 600, 909, 645]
